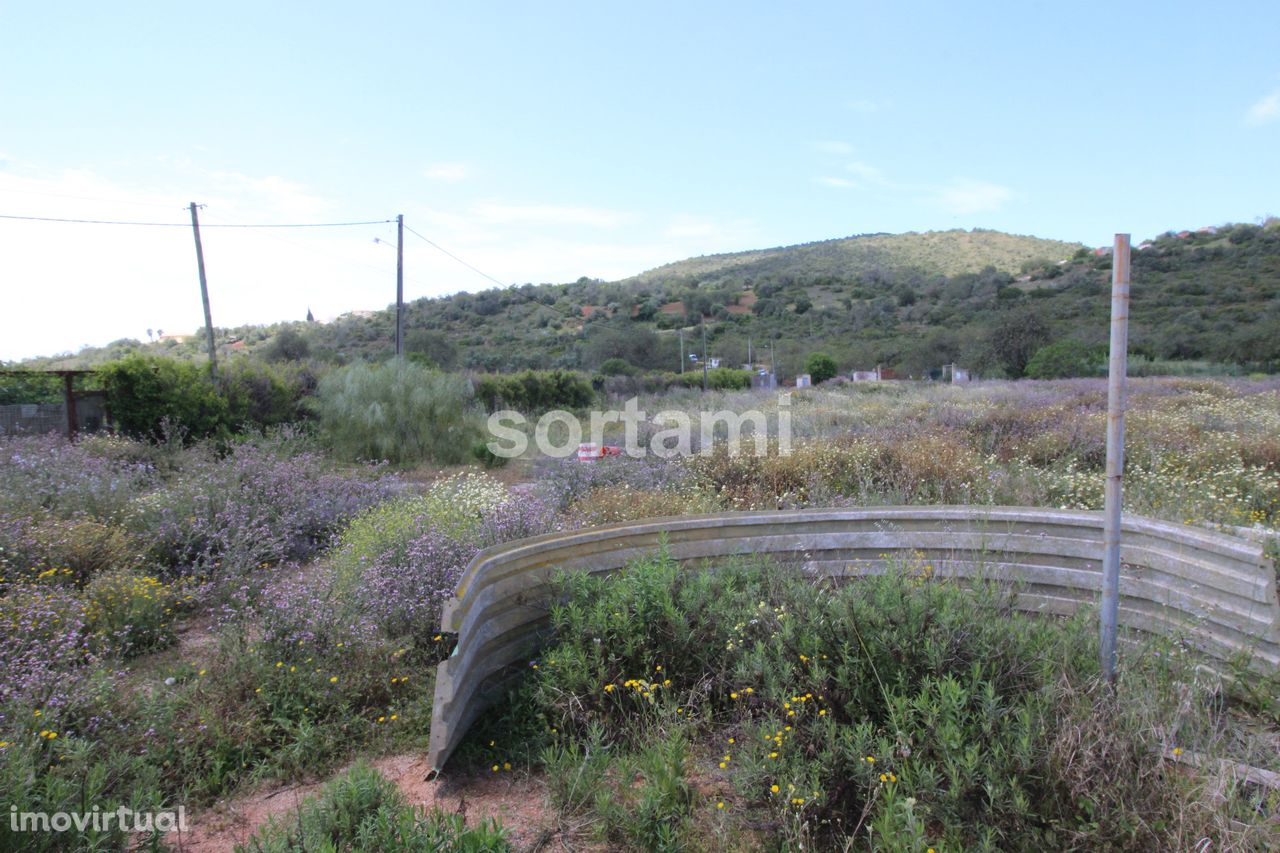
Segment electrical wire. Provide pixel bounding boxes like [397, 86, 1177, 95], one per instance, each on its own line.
[402, 223, 507, 288]
[0, 213, 394, 228]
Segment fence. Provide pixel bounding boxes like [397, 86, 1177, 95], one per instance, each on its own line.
[426, 506, 1278, 774]
[0, 393, 109, 437]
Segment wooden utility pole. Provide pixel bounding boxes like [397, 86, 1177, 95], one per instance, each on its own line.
[702, 321, 709, 391]
[63, 372, 78, 439]
[189, 203, 217, 378]
[1100, 233, 1131, 682]
[748, 337, 753, 368]
[679, 329, 685, 373]
[395, 214, 405, 358]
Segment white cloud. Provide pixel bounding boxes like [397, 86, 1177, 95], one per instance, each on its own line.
[1245, 88, 1280, 126]
[935, 179, 1015, 214]
[844, 161, 887, 184]
[422, 162, 471, 182]
[817, 176, 857, 189]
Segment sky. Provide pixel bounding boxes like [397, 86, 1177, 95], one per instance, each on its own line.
[1, 1, 1278, 360]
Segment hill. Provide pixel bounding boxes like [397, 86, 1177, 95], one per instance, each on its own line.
[622, 228, 1082, 286]
[12, 223, 1280, 379]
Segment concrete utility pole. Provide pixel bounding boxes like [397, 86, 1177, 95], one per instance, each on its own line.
[188, 203, 217, 379]
[1100, 233, 1131, 682]
[679, 329, 685, 373]
[395, 214, 405, 358]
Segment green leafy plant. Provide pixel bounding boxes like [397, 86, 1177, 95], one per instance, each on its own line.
[98, 354, 231, 441]
[804, 352, 838, 384]
[314, 360, 479, 465]
[239, 762, 510, 852]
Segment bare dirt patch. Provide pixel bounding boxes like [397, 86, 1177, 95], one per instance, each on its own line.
[166, 754, 579, 852]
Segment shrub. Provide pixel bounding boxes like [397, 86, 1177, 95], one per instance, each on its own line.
[13, 517, 146, 587]
[663, 368, 752, 391]
[600, 357, 637, 376]
[564, 484, 718, 527]
[82, 570, 182, 657]
[0, 582, 92, 706]
[128, 440, 396, 578]
[804, 353, 838, 384]
[241, 763, 509, 852]
[98, 353, 231, 441]
[520, 551, 1234, 850]
[315, 360, 479, 465]
[280, 488, 557, 649]
[222, 358, 317, 429]
[473, 369, 596, 413]
[0, 433, 157, 522]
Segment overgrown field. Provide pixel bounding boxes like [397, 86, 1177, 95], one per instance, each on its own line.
[0, 377, 1277, 851]
[473, 551, 1277, 850]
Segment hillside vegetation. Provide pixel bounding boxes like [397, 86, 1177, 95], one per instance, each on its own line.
[13, 221, 1280, 379]
[622, 227, 1082, 285]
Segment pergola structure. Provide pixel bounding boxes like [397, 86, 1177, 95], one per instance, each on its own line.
[0, 369, 98, 438]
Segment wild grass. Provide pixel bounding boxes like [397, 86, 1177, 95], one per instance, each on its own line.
[237, 762, 509, 852]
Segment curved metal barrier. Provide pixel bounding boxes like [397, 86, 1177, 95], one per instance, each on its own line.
[427, 507, 1278, 773]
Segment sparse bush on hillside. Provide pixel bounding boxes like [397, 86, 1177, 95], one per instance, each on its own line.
[315, 360, 479, 465]
[261, 325, 311, 362]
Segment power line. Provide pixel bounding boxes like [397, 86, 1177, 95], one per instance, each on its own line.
[0, 213, 395, 228]
[402, 223, 507, 288]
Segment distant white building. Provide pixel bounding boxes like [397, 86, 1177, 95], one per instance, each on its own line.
[796, 374, 812, 388]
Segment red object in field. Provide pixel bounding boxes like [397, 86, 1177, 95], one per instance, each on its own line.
[577, 444, 622, 460]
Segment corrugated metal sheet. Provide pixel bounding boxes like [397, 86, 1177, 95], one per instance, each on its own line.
[426, 507, 1278, 774]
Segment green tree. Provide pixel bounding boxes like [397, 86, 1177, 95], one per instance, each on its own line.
[1025, 339, 1105, 379]
[405, 329, 459, 370]
[804, 352, 838, 384]
[987, 307, 1051, 378]
[599, 357, 636, 376]
[263, 326, 310, 362]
